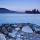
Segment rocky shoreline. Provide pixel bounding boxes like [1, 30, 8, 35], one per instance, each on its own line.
[0, 23, 40, 40]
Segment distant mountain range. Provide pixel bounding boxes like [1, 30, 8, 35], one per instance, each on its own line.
[0, 8, 40, 14]
[0, 8, 16, 13]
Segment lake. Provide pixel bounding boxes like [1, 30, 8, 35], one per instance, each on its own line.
[0, 13, 40, 25]
[0, 13, 40, 40]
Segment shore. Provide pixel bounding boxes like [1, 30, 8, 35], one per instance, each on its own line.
[0, 23, 40, 40]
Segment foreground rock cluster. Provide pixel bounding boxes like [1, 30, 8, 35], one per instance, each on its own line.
[0, 23, 40, 40]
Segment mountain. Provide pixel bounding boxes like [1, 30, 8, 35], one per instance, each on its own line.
[0, 8, 16, 13]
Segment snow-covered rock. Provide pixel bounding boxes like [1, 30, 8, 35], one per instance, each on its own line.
[15, 28, 20, 31]
[0, 33, 6, 40]
[22, 25, 33, 33]
[9, 29, 17, 37]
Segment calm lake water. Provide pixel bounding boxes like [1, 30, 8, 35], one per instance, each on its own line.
[0, 13, 40, 25]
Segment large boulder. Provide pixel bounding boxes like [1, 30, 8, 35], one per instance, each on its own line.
[22, 25, 33, 33]
[0, 34, 6, 40]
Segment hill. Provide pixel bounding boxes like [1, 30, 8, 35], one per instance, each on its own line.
[0, 8, 16, 13]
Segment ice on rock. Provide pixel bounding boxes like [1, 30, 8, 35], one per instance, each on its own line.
[16, 38, 22, 40]
[15, 28, 20, 31]
[0, 34, 6, 40]
[16, 33, 21, 38]
[9, 29, 17, 37]
[22, 26, 33, 33]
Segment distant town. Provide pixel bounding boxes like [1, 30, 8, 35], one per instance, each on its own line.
[0, 8, 40, 14]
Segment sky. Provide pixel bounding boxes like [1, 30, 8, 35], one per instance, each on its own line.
[0, 0, 40, 11]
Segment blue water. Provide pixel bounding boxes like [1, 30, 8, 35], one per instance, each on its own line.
[0, 13, 40, 25]
[0, 13, 40, 40]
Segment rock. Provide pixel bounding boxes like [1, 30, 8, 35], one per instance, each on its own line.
[9, 30, 17, 37]
[1, 27, 9, 35]
[22, 25, 33, 33]
[0, 33, 6, 40]
[7, 26, 13, 33]
[15, 28, 20, 31]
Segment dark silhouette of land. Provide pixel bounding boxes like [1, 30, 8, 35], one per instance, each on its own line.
[0, 8, 16, 13]
[0, 8, 40, 14]
[25, 9, 40, 14]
